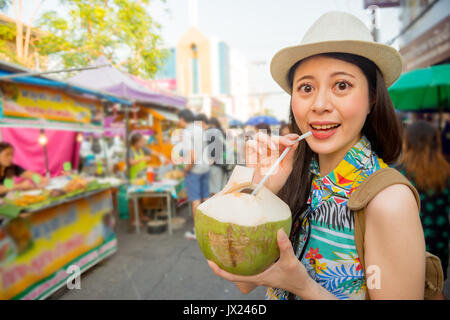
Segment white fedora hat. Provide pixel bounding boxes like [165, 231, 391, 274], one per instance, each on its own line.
[270, 11, 403, 94]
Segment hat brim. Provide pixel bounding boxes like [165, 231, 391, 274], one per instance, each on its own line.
[270, 40, 403, 94]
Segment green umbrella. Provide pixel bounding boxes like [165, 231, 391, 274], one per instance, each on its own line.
[388, 64, 450, 112]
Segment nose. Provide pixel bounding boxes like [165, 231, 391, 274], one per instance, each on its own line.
[311, 88, 331, 113]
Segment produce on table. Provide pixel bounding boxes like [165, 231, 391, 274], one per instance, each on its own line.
[164, 170, 184, 180]
[194, 166, 292, 275]
[131, 178, 146, 186]
[13, 194, 48, 207]
[49, 189, 67, 198]
[63, 177, 88, 193]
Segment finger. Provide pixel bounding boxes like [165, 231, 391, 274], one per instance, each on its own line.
[255, 132, 277, 150]
[207, 260, 257, 283]
[277, 229, 295, 261]
[245, 140, 259, 167]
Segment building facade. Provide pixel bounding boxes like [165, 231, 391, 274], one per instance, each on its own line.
[155, 26, 251, 121]
[397, 0, 449, 71]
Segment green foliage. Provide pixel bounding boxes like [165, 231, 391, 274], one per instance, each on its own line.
[0, 21, 21, 64]
[0, 0, 11, 11]
[36, 0, 167, 78]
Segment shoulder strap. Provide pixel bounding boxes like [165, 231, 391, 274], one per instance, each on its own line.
[348, 167, 420, 212]
[348, 167, 421, 299]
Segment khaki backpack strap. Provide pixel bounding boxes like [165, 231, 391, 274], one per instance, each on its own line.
[348, 167, 421, 299]
[348, 167, 421, 212]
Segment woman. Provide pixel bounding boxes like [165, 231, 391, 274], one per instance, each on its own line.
[0, 142, 48, 196]
[129, 133, 152, 180]
[128, 133, 153, 229]
[397, 120, 449, 279]
[207, 12, 426, 300]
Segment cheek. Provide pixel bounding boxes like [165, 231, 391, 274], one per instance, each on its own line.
[291, 97, 309, 129]
[340, 93, 370, 125]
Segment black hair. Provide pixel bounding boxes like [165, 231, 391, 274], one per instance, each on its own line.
[178, 109, 195, 123]
[0, 142, 13, 153]
[208, 117, 224, 135]
[0, 142, 14, 170]
[255, 123, 271, 135]
[195, 113, 209, 123]
[130, 133, 144, 146]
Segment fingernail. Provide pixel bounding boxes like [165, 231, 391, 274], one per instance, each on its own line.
[278, 229, 287, 240]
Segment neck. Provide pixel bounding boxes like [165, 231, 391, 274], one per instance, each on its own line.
[318, 135, 361, 177]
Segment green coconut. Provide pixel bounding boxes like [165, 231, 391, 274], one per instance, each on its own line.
[195, 166, 292, 276]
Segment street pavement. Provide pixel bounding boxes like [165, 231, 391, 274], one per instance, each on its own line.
[49, 204, 267, 300]
[50, 204, 450, 300]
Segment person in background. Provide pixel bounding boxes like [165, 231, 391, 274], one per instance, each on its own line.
[0, 142, 48, 196]
[206, 117, 227, 196]
[397, 120, 449, 280]
[195, 113, 209, 131]
[129, 133, 152, 180]
[255, 123, 271, 136]
[127, 133, 152, 229]
[178, 110, 210, 240]
[280, 123, 291, 136]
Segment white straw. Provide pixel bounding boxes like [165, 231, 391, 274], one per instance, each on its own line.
[251, 131, 312, 196]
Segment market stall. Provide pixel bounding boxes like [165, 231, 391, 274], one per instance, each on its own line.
[111, 105, 186, 233]
[69, 56, 188, 233]
[0, 61, 129, 299]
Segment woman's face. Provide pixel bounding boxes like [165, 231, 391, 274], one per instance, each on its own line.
[291, 55, 371, 158]
[0, 148, 14, 167]
[137, 137, 146, 149]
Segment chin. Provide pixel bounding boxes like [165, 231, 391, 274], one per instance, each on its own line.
[308, 143, 340, 157]
[307, 134, 344, 155]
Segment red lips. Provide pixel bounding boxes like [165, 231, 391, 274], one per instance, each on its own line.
[309, 121, 341, 140]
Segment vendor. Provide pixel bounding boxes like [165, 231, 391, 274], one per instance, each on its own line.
[129, 133, 169, 179]
[0, 142, 48, 196]
[129, 133, 152, 180]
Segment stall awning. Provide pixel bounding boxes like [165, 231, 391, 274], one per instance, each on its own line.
[69, 56, 186, 109]
[0, 70, 131, 106]
[152, 108, 179, 122]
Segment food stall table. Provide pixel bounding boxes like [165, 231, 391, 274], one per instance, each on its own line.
[0, 187, 118, 300]
[127, 179, 186, 234]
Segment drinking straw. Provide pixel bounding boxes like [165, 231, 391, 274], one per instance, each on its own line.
[251, 131, 312, 196]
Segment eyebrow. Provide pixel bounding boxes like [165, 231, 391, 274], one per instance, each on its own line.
[295, 71, 356, 84]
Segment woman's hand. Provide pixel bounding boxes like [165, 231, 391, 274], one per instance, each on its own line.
[207, 229, 312, 296]
[14, 180, 35, 191]
[245, 133, 300, 194]
[37, 177, 49, 188]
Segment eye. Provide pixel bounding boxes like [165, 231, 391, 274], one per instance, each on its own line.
[334, 80, 352, 91]
[298, 83, 313, 93]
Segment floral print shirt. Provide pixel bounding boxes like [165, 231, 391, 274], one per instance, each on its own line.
[266, 135, 388, 300]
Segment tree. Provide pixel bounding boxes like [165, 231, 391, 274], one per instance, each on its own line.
[0, 0, 44, 68]
[36, 0, 167, 78]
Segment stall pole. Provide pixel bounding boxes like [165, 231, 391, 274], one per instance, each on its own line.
[100, 101, 110, 177]
[125, 104, 131, 181]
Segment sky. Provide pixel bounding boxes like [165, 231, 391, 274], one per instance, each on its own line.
[8, 0, 402, 119]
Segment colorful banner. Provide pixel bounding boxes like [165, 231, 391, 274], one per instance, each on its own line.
[0, 82, 103, 126]
[1, 127, 81, 177]
[0, 189, 117, 300]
